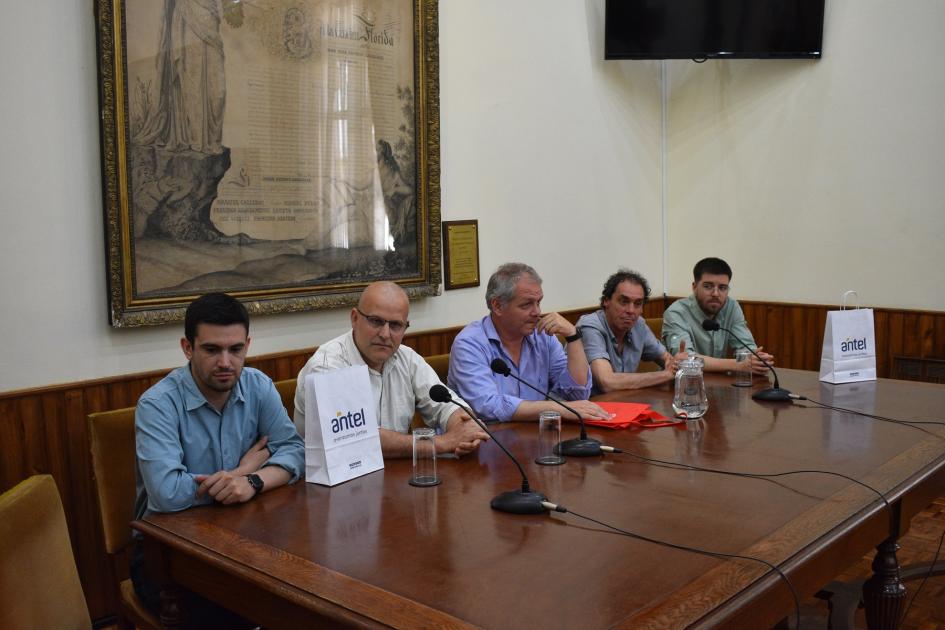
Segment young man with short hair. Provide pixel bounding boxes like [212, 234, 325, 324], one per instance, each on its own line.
[133, 293, 304, 624]
[661, 257, 774, 374]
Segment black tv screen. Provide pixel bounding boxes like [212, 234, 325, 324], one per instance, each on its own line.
[605, 0, 825, 60]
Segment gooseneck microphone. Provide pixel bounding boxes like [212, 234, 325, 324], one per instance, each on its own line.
[429, 384, 549, 514]
[700, 320, 793, 402]
[489, 358, 603, 457]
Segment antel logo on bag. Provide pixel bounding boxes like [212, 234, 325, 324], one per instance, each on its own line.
[331, 408, 367, 433]
[840, 337, 868, 352]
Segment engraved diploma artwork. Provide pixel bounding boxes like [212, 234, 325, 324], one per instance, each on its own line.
[97, 0, 441, 326]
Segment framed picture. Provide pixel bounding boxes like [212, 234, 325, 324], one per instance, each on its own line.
[96, 0, 442, 327]
[442, 220, 480, 290]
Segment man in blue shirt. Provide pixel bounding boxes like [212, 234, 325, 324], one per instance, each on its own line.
[577, 269, 686, 394]
[448, 263, 611, 422]
[133, 292, 304, 624]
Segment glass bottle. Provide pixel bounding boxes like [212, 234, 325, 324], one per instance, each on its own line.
[673, 356, 708, 419]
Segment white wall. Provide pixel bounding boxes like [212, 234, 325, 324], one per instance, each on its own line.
[664, 0, 945, 309]
[0, 0, 661, 392]
[4, 0, 942, 393]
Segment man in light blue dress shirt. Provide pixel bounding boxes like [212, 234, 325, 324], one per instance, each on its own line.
[132, 293, 303, 624]
[448, 263, 611, 422]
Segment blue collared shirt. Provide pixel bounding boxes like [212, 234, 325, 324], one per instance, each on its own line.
[134, 365, 304, 519]
[447, 315, 592, 422]
[577, 310, 667, 395]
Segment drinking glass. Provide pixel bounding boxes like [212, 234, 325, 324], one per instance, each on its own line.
[409, 427, 441, 486]
[535, 411, 565, 465]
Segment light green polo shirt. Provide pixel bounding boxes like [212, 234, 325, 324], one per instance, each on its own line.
[661, 294, 757, 358]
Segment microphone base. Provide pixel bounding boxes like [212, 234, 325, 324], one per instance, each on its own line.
[491, 490, 548, 515]
[752, 387, 793, 402]
[555, 437, 603, 457]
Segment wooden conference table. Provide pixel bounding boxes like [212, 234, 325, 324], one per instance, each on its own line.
[135, 369, 945, 629]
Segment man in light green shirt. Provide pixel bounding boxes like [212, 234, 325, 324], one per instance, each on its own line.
[661, 257, 774, 375]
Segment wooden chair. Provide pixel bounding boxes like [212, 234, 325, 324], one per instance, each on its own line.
[424, 352, 450, 383]
[637, 317, 664, 372]
[409, 353, 450, 429]
[645, 316, 663, 342]
[88, 408, 159, 630]
[274, 377, 297, 417]
[892, 355, 945, 384]
[0, 475, 92, 630]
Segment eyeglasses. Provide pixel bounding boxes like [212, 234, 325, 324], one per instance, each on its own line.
[700, 282, 730, 295]
[356, 308, 409, 334]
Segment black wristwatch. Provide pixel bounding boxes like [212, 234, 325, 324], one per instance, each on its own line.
[564, 330, 582, 343]
[245, 473, 264, 497]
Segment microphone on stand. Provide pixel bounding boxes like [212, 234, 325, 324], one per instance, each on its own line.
[429, 384, 550, 514]
[700, 320, 793, 402]
[489, 358, 603, 457]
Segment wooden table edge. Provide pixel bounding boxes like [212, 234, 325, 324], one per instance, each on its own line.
[133, 518, 480, 629]
[622, 432, 945, 628]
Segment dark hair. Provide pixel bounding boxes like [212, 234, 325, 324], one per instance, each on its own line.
[600, 269, 651, 307]
[693, 257, 732, 282]
[184, 293, 250, 344]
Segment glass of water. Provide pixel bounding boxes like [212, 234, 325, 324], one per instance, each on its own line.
[733, 348, 752, 387]
[535, 411, 565, 465]
[409, 427, 441, 487]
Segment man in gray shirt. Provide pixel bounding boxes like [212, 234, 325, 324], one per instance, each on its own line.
[661, 257, 773, 375]
[577, 270, 684, 394]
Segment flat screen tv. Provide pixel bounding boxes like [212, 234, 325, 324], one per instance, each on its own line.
[605, 0, 825, 60]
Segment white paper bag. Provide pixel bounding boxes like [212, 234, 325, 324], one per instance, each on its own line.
[819, 291, 877, 384]
[304, 365, 384, 486]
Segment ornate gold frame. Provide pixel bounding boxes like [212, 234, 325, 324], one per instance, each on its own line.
[96, 0, 441, 327]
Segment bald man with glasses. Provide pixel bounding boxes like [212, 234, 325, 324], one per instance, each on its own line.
[293, 281, 488, 458]
[661, 257, 774, 375]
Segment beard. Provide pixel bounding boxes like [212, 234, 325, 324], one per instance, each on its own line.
[697, 299, 723, 317]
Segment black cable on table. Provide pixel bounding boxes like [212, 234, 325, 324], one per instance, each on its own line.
[797, 396, 945, 430]
[614, 450, 891, 516]
[546, 504, 801, 629]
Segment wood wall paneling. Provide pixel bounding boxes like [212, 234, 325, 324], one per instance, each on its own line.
[2, 297, 944, 621]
